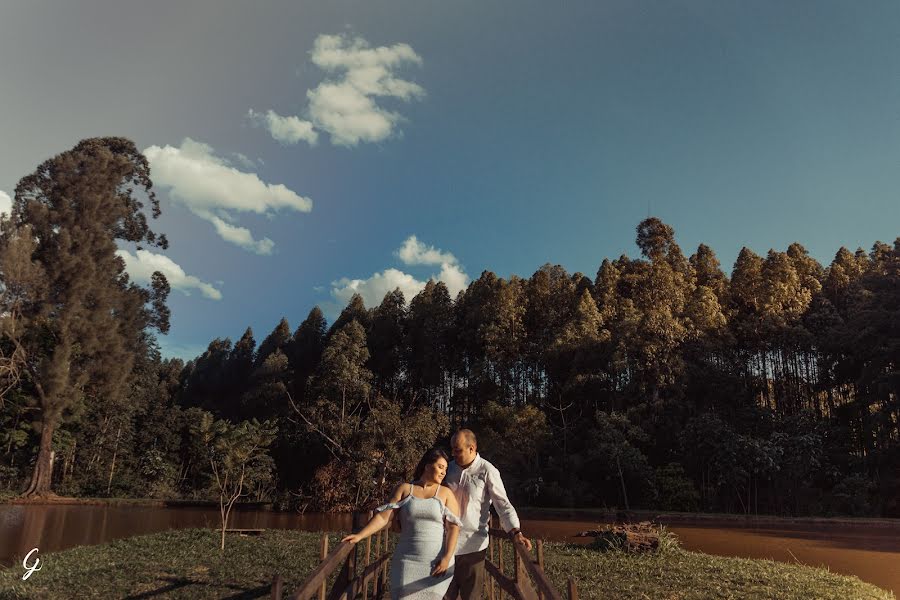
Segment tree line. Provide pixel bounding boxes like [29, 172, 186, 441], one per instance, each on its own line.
[1, 138, 898, 517]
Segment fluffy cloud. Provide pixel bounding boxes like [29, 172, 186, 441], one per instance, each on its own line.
[117, 249, 222, 300]
[251, 33, 425, 147]
[331, 267, 426, 308]
[247, 109, 318, 145]
[330, 236, 469, 309]
[395, 235, 457, 266]
[143, 138, 312, 254]
[0, 190, 11, 217]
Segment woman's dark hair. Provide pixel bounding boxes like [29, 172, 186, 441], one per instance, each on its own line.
[413, 447, 450, 480]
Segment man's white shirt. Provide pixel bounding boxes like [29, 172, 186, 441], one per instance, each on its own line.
[444, 453, 521, 555]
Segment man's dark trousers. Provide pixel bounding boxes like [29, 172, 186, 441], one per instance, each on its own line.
[444, 549, 486, 600]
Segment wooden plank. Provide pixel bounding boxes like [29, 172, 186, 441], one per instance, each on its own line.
[515, 549, 539, 600]
[319, 535, 329, 600]
[363, 534, 372, 600]
[373, 529, 382, 599]
[225, 528, 265, 534]
[567, 578, 578, 600]
[485, 560, 525, 600]
[488, 534, 496, 600]
[339, 554, 390, 600]
[271, 574, 283, 600]
[536, 540, 545, 600]
[510, 539, 563, 600]
[291, 541, 353, 600]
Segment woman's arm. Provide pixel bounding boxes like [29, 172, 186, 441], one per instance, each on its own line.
[342, 483, 406, 544]
[432, 487, 461, 577]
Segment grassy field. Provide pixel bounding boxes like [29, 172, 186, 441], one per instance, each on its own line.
[0, 528, 893, 599]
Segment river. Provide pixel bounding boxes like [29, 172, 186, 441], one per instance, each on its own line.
[0, 505, 897, 595]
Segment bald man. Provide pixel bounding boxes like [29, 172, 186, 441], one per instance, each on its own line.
[444, 429, 531, 600]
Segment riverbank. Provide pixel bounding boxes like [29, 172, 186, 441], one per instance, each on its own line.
[2, 495, 272, 510]
[5, 495, 899, 530]
[518, 507, 900, 530]
[0, 528, 893, 599]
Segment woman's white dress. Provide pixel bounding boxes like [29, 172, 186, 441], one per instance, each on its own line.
[375, 484, 462, 600]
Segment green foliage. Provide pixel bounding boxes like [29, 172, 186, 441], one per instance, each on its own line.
[1, 188, 898, 521]
[192, 414, 278, 548]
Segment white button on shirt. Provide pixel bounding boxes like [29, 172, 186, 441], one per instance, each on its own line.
[444, 453, 521, 555]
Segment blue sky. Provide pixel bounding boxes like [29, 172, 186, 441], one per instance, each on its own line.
[1, 1, 898, 360]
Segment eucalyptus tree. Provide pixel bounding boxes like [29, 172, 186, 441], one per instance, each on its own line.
[256, 318, 291, 368]
[328, 293, 370, 337]
[405, 280, 453, 411]
[368, 288, 407, 398]
[289, 307, 327, 406]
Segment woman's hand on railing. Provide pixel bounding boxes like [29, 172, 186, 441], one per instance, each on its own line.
[431, 555, 451, 577]
[341, 533, 364, 544]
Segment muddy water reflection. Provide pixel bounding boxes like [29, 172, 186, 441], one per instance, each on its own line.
[0, 504, 351, 566]
[1, 506, 898, 594]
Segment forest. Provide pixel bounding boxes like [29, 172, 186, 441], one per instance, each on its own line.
[1, 138, 898, 517]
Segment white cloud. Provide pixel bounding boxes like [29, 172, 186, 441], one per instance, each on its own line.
[0, 190, 11, 217]
[252, 33, 425, 147]
[332, 268, 426, 308]
[396, 235, 457, 266]
[117, 249, 223, 300]
[143, 138, 312, 254]
[247, 109, 318, 145]
[157, 339, 211, 362]
[436, 262, 469, 297]
[231, 152, 257, 169]
[330, 236, 469, 309]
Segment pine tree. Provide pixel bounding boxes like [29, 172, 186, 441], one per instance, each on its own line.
[368, 289, 407, 398]
[0, 138, 169, 497]
[256, 318, 291, 368]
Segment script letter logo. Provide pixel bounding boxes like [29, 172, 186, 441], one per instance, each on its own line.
[22, 548, 41, 581]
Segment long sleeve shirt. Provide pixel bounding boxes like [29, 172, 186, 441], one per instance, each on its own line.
[444, 453, 521, 555]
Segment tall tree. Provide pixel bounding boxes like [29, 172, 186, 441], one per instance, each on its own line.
[255, 318, 291, 368]
[290, 307, 328, 405]
[0, 138, 169, 497]
[329, 294, 370, 337]
[368, 289, 407, 398]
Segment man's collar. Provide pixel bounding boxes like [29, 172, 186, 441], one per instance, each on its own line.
[459, 452, 481, 470]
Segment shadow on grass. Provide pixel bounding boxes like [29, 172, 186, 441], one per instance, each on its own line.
[123, 576, 272, 600]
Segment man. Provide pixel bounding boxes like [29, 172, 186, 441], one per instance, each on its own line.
[444, 429, 532, 600]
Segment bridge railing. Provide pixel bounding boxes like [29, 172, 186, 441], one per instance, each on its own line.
[272, 512, 577, 600]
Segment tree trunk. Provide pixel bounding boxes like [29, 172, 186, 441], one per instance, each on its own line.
[616, 454, 630, 512]
[23, 418, 56, 497]
[106, 426, 122, 496]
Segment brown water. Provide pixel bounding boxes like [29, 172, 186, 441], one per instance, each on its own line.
[1, 506, 897, 595]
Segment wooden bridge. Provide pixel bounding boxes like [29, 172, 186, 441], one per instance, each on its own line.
[271, 513, 578, 600]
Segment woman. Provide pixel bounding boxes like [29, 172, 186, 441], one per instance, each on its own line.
[342, 448, 462, 600]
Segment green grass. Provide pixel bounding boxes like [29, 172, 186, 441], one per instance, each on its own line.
[0, 528, 893, 600]
[543, 543, 893, 600]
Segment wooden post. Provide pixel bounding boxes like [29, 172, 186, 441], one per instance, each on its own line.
[567, 578, 578, 600]
[362, 532, 372, 600]
[498, 536, 505, 600]
[536, 540, 545, 600]
[488, 534, 496, 600]
[319, 534, 329, 600]
[373, 530, 380, 595]
[382, 528, 390, 593]
[350, 512, 367, 599]
[271, 574, 283, 600]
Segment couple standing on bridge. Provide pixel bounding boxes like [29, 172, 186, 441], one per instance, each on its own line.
[342, 429, 531, 600]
